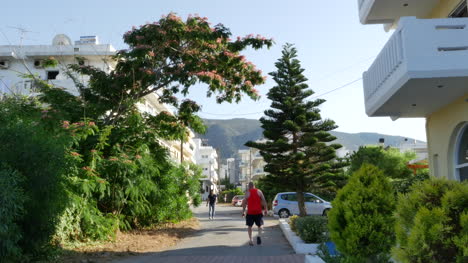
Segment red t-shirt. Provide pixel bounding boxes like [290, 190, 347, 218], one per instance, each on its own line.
[247, 188, 262, 215]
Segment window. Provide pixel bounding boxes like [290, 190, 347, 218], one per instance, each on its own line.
[304, 194, 321, 203]
[455, 123, 468, 181]
[450, 1, 468, 18]
[47, 71, 59, 80]
[281, 194, 297, 201]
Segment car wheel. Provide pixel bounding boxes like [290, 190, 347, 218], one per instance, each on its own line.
[322, 209, 330, 217]
[278, 209, 290, 218]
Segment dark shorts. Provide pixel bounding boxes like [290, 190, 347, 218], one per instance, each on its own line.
[246, 214, 263, 227]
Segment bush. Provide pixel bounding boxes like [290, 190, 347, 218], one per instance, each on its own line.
[328, 164, 395, 263]
[289, 215, 300, 232]
[393, 178, 468, 263]
[0, 111, 69, 259]
[0, 165, 26, 262]
[295, 216, 328, 243]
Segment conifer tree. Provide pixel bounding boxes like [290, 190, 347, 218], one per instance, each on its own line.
[246, 44, 345, 216]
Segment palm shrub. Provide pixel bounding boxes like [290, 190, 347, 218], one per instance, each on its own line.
[328, 164, 396, 263]
[393, 178, 468, 263]
[0, 165, 26, 262]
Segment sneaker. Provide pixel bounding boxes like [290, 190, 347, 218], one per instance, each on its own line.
[257, 236, 261, 245]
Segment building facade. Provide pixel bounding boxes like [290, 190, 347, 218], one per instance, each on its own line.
[0, 34, 197, 164]
[357, 0, 468, 181]
[236, 140, 269, 190]
[193, 138, 219, 199]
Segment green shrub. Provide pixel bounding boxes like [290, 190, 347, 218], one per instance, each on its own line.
[393, 178, 468, 263]
[0, 114, 69, 259]
[289, 215, 300, 232]
[295, 216, 328, 243]
[328, 164, 395, 263]
[0, 165, 26, 262]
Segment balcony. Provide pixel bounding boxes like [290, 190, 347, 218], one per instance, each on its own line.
[358, 0, 439, 24]
[363, 17, 468, 118]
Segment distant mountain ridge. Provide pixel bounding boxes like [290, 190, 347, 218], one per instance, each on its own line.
[199, 118, 424, 159]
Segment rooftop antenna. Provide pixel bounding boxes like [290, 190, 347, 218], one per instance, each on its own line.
[7, 26, 36, 46]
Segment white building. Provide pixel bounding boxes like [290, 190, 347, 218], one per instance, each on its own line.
[237, 142, 269, 190]
[193, 138, 219, 199]
[398, 139, 428, 163]
[226, 158, 236, 184]
[0, 34, 196, 164]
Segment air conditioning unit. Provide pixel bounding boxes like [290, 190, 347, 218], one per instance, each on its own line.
[0, 60, 9, 69]
[33, 59, 43, 68]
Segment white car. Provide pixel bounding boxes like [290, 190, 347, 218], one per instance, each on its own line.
[272, 192, 332, 218]
[235, 198, 244, 207]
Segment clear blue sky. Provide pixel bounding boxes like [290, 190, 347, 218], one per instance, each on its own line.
[1, 0, 427, 141]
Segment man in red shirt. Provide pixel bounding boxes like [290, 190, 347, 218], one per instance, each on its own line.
[242, 182, 268, 246]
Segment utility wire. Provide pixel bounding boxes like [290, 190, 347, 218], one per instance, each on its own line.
[199, 77, 363, 117]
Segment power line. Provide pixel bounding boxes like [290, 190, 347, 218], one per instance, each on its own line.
[199, 77, 363, 117]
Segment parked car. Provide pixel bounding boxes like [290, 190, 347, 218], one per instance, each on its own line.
[272, 192, 332, 218]
[235, 198, 244, 207]
[231, 195, 244, 206]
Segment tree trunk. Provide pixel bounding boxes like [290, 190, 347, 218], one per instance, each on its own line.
[180, 140, 184, 163]
[296, 191, 307, 217]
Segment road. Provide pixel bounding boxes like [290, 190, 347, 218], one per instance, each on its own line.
[114, 204, 304, 263]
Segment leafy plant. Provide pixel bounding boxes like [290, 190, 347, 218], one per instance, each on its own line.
[295, 216, 328, 243]
[0, 164, 26, 262]
[328, 164, 395, 263]
[0, 97, 70, 259]
[289, 215, 300, 233]
[393, 178, 468, 263]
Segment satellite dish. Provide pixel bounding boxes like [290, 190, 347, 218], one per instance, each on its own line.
[52, 34, 72, 45]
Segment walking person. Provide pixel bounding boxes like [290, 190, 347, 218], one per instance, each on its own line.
[242, 182, 268, 246]
[206, 190, 217, 220]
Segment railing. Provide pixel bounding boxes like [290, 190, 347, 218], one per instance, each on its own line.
[363, 29, 404, 101]
[362, 16, 468, 117]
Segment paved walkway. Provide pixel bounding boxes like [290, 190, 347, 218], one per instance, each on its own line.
[114, 204, 304, 263]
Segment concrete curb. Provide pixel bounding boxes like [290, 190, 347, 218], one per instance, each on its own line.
[278, 219, 325, 263]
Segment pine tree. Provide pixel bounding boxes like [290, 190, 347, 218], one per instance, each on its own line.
[246, 44, 345, 216]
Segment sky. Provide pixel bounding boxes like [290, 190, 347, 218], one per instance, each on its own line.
[1, 0, 427, 141]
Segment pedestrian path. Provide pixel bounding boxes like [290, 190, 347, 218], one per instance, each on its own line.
[114, 204, 304, 263]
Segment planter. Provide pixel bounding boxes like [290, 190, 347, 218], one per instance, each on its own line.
[278, 219, 324, 263]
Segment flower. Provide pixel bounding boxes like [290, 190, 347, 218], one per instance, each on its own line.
[62, 121, 70, 129]
[70, 152, 80, 156]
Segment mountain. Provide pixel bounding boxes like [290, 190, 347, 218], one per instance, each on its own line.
[198, 118, 424, 159]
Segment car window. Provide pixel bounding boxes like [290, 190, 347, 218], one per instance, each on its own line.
[304, 195, 315, 202]
[288, 194, 297, 201]
[305, 194, 322, 203]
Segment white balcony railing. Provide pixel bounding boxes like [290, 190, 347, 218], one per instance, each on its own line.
[357, 0, 439, 25]
[363, 17, 468, 118]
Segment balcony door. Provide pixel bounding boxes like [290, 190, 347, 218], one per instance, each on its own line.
[455, 123, 468, 181]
